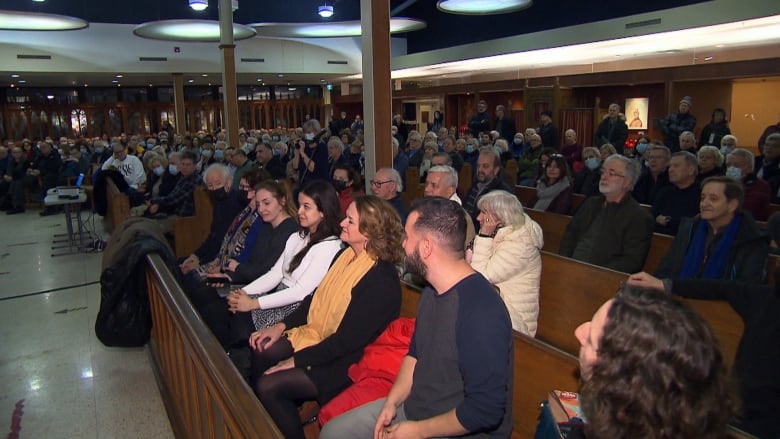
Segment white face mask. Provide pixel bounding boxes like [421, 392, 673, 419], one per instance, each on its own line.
[725, 166, 743, 180]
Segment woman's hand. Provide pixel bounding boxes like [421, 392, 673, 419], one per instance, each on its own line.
[626, 272, 665, 291]
[205, 260, 221, 275]
[226, 259, 240, 272]
[477, 211, 501, 236]
[227, 289, 259, 313]
[264, 357, 295, 375]
[249, 323, 286, 351]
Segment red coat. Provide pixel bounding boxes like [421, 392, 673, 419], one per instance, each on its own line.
[743, 174, 771, 221]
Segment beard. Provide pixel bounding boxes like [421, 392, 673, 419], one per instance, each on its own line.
[404, 244, 427, 279]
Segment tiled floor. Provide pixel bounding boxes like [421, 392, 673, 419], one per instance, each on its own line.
[0, 207, 173, 439]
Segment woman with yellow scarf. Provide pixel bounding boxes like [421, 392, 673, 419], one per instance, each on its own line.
[247, 195, 405, 439]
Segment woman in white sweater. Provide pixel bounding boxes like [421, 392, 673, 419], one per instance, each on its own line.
[228, 180, 343, 330]
[468, 190, 544, 335]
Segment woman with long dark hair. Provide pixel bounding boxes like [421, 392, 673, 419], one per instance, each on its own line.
[248, 195, 404, 439]
[226, 180, 343, 333]
[531, 154, 572, 214]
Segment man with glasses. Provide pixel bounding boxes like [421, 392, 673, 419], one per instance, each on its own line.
[371, 167, 407, 224]
[633, 144, 671, 205]
[560, 155, 654, 273]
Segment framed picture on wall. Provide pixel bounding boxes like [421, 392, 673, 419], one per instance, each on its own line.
[625, 97, 649, 130]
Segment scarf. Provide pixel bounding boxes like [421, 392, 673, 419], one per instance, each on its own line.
[286, 247, 376, 351]
[533, 179, 570, 211]
[679, 214, 742, 280]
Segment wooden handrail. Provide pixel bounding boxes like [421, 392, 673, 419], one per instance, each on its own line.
[146, 253, 284, 439]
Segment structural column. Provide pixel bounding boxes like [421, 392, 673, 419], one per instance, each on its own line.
[219, 0, 239, 147]
[173, 73, 186, 134]
[360, 0, 393, 187]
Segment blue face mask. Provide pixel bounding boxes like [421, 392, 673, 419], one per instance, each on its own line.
[201, 149, 213, 158]
[720, 146, 733, 155]
[80, 147, 88, 154]
[272, 148, 281, 157]
[214, 149, 225, 159]
[585, 157, 600, 171]
[465, 144, 475, 154]
[636, 142, 648, 154]
[725, 166, 742, 180]
[95, 147, 104, 154]
[168, 164, 179, 175]
[153, 166, 165, 176]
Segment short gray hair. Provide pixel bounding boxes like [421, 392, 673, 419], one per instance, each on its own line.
[679, 131, 696, 143]
[647, 144, 671, 160]
[604, 155, 640, 189]
[428, 165, 458, 189]
[582, 147, 601, 160]
[203, 163, 231, 182]
[431, 151, 453, 166]
[728, 148, 755, 173]
[672, 151, 699, 174]
[328, 137, 345, 153]
[721, 134, 738, 147]
[697, 145, 724, 167]
[302, 119, 321, 132]
[378, 167, 403, 193]
[476, 190, 526, 229]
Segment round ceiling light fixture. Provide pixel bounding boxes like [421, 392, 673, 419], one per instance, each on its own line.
[436, 0, 532, 15]
[189, 0, 208, 11]
[318, 5, 334, 18]
[251, 17, 426, 38]
[133, 20, 256, 42]
[0, 10, 88, 30]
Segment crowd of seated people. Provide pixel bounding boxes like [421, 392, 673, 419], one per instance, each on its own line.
[6, 100, 780, 438]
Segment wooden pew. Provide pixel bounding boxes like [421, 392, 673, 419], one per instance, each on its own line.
[514, 185, 585, 213]
[105, 178, 130, 231]
[458, 162, 472, 195]
[537, 252, 744, 368]
[172, 186, 213, 258]
[524, 207, 674, 275]
[146, 253, 285, 439]
[143, 256, 753, 439]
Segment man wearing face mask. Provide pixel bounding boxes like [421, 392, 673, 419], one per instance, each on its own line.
[179, 163, 244, 275]
[573, 147, 602, 197]
[726, 149, 770, 221]
[146, 152, 201, 231]
[720, 134, 738, 157]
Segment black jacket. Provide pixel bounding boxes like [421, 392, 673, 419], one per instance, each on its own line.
[96, 218, 178, 347]
[194, 190, 245, 262]
[283, 260, 401, 404]
[655, 212, 768, 283]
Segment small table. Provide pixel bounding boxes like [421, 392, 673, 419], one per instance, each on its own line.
[44, 188, 91, 257]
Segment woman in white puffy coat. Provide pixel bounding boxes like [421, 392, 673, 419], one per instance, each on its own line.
[467, 190, 543, 335]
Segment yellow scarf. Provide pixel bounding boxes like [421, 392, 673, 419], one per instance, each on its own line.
[286, 247, 376, 351]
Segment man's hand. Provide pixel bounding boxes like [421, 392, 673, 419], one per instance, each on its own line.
[382, 421, 423, 439]
[373, 402, 398, 439]
[626, 272, 665, 291]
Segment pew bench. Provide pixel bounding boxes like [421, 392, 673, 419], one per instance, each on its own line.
[105, 178, 130, 232]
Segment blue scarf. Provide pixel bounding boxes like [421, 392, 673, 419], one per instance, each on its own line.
[679, 214, 742, 280]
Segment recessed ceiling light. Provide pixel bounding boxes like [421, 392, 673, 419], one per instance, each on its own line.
[716, 44, 725, 48]
[10, 74, 19, 78]
[288, 87, 297, 91]
[133, 20, 256, 42]
[437, 0, 532, 15]
[46, 95, 54, 99]
[277, 73, 284, 78]
[115, 74, 124, 78]
[112, 80, 118, 83]
[188, 79, 194, 83]
[0, 10, 88, 30]
[320, 79, 325, 82]
[704, 56, 714, 61]
[318, 5, 334, 18]
[32, 0, 46, 2]
[251, 18, 426, 38]
[256, 77, 262, 81]
[201, 74, 208, 77]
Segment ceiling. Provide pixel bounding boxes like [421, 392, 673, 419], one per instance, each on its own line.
[1, 0, 779, 89]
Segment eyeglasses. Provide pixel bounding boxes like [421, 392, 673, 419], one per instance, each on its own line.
[370, 179, 394, 187]
[238, 184, 251, 191]
[600, 169, 625, 178]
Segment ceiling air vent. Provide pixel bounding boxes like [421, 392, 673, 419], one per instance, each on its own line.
[17, 54, 51, 60]
[327, 60, 348, 65]
[241, 58, 265, 63]
[625, 18, 662, 30]
[139, 57, 168, 62]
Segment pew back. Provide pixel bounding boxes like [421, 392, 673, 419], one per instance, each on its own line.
[172, 186, 214, 257]
[538, 252, 743, 368]
[105, 178, 130, 231]
[146, 254, 285, 439]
